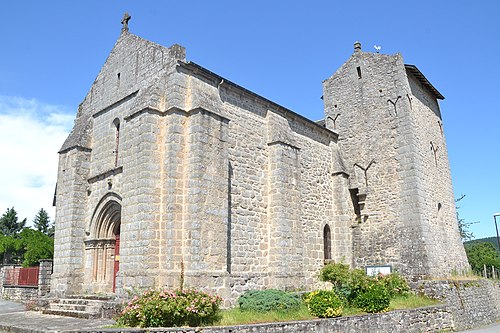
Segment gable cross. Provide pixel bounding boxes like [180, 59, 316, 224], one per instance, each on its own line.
[121, 12, 131, 32]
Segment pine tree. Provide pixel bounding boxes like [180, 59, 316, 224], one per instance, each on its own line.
[33, 208, 51, 235]
[0, 207, 26, 236]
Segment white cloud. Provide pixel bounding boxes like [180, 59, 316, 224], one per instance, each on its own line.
[0, 95, 73, 225]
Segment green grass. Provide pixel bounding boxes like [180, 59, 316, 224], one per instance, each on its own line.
[216, 294, 440, 326]
[388, 294, 441, 310]
[216, 304, 314, 326]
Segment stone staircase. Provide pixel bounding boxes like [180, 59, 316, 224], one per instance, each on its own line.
[43, 296, 120, 319]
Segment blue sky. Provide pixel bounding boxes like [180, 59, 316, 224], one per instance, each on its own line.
[0, 1, 498, 239]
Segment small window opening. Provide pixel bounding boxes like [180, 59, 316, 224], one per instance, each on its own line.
[438, 203, 442, 212]
[113, 118, 120, 167]
[324, 224, 332, 260]
[356, 66, 362, 79]
[117, 73, 121, 88]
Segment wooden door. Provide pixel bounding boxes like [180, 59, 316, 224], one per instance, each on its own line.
[113, 234, 120, 292]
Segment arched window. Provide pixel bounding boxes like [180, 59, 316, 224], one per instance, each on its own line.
[324, 224, 332, 260]
[113, 118, 120, 167]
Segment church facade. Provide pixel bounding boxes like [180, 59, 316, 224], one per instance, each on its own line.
[51, 21, 468, 302]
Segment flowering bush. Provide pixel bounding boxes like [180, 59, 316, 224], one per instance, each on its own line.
[116, 288, 222, 327]
[303, 290, 343, 318]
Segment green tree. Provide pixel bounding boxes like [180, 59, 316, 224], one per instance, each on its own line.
[464, 242, 500, 275]
[455, 195, 475, 242]
[0, 207, 26, 236]
[33, 208, 54, 236]
[17, 228, 54, 267]
[0, 233, 22, 264]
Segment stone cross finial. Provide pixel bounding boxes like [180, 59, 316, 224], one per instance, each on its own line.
[354, 41, 362, 53]
[121, 12, 131, 33]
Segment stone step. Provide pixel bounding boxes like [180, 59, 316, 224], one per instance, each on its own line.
[50, 303, 88, 312]
[55, 298, 106, 307]
[45, 297, 121, 319]
[42, 308, 100, 319]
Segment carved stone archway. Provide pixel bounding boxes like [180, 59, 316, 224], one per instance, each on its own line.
[84, 196, 121, 294]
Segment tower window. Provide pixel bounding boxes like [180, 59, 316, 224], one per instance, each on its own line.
[356, 66, 362, 79]
[324, 224, 332, 260]
[113, 118, 120, 167]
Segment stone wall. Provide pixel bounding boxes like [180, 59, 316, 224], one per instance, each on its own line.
[414, 279, 500, 331]
[2, 286, 39, 301]
[1, 261, 53, 301]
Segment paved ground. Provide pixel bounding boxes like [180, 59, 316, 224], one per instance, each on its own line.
[459, 322, 500, 333]
[0, 299, 115, 333]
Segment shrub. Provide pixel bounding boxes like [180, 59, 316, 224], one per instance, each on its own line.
[319, 263, 371, 304]
[303, 290, 343, 318]
[345, 268, 372, 302]
[238, 289, 301, 312]
[376, 272, 411, 298]
[319, 262, 350, 290]
[353, 282, 390, 313]
[116, 288, 222, 327]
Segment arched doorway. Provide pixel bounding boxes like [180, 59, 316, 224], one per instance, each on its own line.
[85, 198, 121, 293]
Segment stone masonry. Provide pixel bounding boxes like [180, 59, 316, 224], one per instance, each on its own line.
[323, 42, 468, 279]
[51, 18, 468, 304]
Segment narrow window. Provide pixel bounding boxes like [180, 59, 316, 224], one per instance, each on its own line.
[113, 118, 120, 167]
[356, 66, 362, 79]
[117, 73, 121, 88]
[324, 224, 332, 260]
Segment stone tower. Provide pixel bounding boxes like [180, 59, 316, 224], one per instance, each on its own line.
[322, 42, 468, 279]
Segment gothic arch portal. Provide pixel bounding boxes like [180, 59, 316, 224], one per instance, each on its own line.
[84, 195, 121, 293]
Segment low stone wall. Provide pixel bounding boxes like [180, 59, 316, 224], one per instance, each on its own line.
[414, 279, 500, 331]
[83, 305, 453, 333]
[3, 285, 38, 301]
[0, 260, 53, 301]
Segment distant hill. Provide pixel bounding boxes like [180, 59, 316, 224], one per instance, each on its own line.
[464, 237, 500, 251]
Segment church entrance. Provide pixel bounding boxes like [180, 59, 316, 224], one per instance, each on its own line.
[84, 198, 121, 294]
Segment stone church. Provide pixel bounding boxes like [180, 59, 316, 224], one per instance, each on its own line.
[51, 17, 468, 302]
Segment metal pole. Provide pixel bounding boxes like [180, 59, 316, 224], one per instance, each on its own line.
[494, 214, 500, 253]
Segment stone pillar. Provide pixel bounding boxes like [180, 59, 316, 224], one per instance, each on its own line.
[51, 148, 91, 296]
[267, 141, 304, 288]
[183, 108, 230, 298]
[38, 260, 53, 297]
[160, 110, 187, 288]
[120, 110, 163, 291]
[265, 110, 304, 289]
